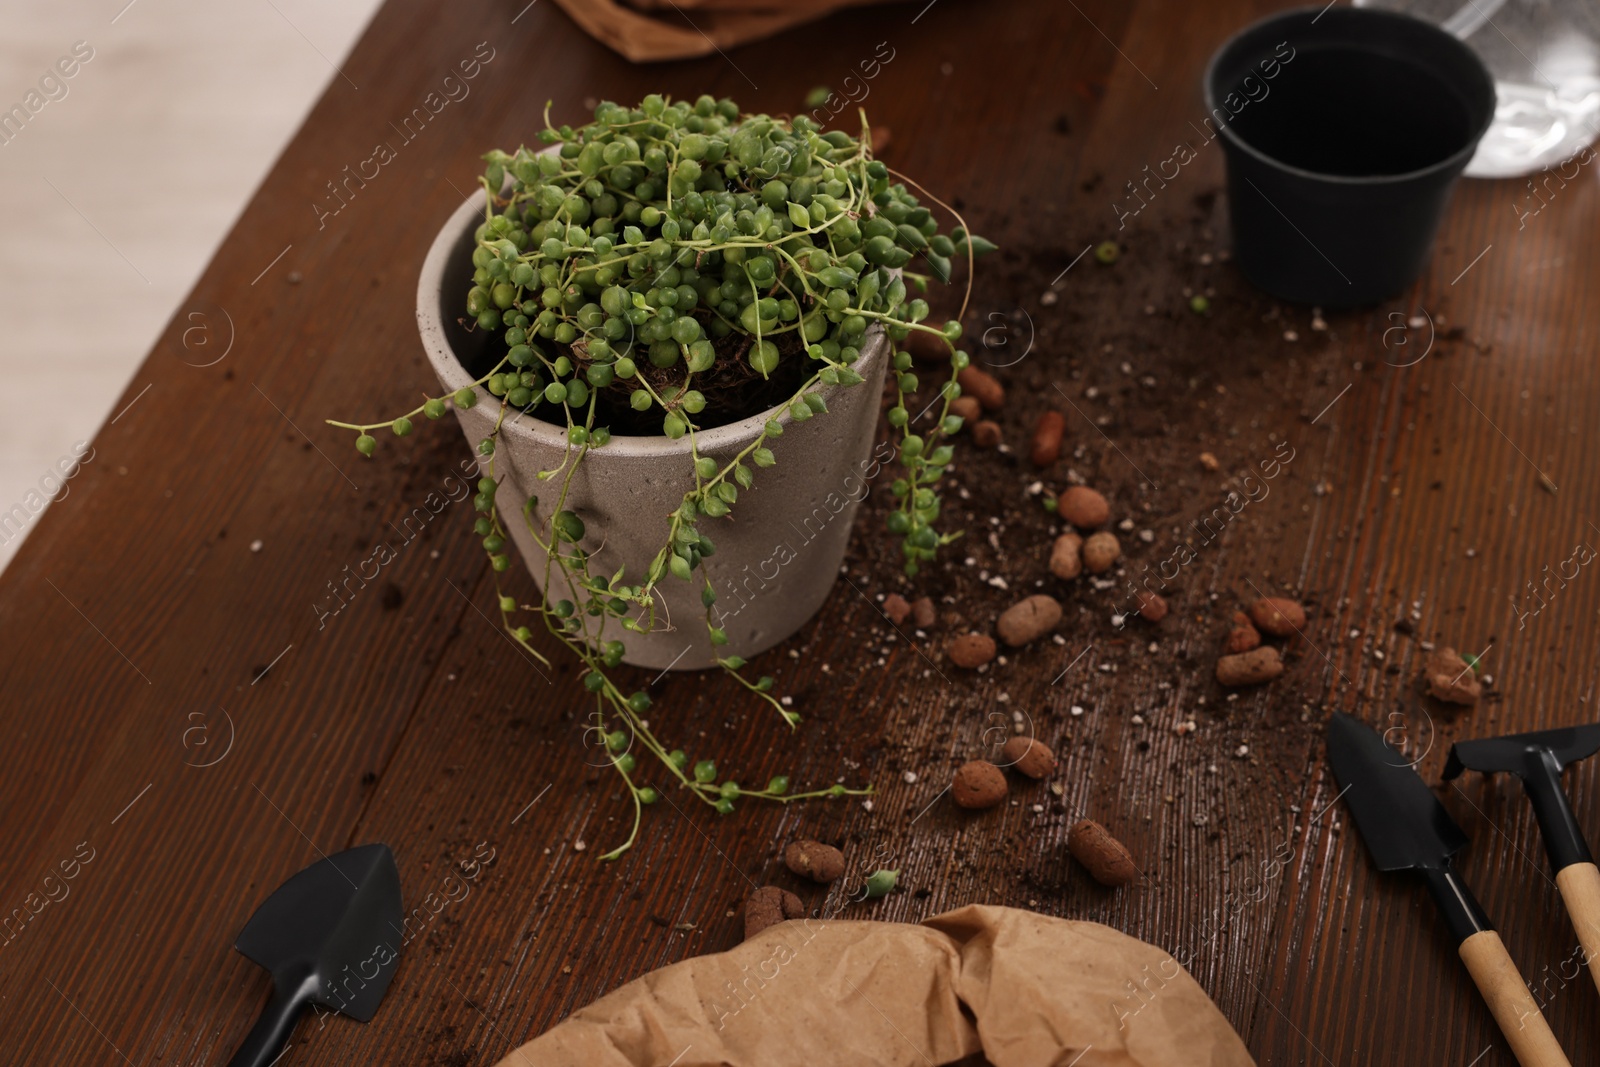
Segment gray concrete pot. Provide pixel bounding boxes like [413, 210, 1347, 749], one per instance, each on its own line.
[417, 192, 890, 670]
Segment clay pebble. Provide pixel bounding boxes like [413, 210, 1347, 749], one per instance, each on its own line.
[1030, 410, 1066, 467]
[1135, 591, 1168, 622]
[997, 594, 1062, 647]
[948, 633, 997, 669]
[1059, 486, 1110, 529]
[952, 760, 1008, 809]
[957, 366, 1006, 411]
[744, 885, 805, 940]
[1216, 645, 1284, 686]
[1249, 597, 1305, 637]
[1001, 736, 1056, 779]
[784, 840, 846, 884]
[1050, 532, 1083, 579]
[972, 420, 1002, 448]
[1082, 531, 1121, 573]
[1068, 820, 1139, 887]
[949, 395, 982, 425]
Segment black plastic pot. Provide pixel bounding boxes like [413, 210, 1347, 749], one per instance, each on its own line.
[1205, 6, 1495, 307]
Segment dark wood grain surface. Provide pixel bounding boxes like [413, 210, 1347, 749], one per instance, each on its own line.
[3, 0, 1597, 1063]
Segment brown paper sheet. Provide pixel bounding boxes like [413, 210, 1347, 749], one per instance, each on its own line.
[494, 904, 1257, 1067]
[549, 0, 899, 62]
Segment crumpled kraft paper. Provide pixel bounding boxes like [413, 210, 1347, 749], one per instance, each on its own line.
[549, 0, 900, 63]
[493, 904, 1256, 1067]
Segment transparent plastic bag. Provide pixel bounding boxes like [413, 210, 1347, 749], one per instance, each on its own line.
[1356, 0, 1600, 176]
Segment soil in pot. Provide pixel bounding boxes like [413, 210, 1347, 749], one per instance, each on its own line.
[452, 305, 813, 437]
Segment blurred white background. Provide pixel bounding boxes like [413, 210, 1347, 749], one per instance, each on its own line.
[0, 0, 385, 571]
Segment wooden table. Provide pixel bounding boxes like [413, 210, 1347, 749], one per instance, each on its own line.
[4, 0, 1597, 1063]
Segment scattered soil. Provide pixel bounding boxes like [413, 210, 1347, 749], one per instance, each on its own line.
[819, 195, 1401, 822]
[537, 180, 1498, 930]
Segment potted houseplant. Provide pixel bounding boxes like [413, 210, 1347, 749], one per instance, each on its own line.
[331, 94, 991, 857]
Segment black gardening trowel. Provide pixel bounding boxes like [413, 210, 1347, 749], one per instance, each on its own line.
[1446, 723, 1600, 995]
[1328, 713, 1571, 1067]
[224, 843, 404, 1067]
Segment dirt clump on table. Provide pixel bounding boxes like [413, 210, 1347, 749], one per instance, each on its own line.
[1223, 611, 1262, 653]
[883, 593, 912, 625]
[1424, 646, 1482, 705]
[744, 886, 805, 940]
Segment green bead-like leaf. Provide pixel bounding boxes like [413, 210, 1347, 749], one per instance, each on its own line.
[955, 234, 998, 256]
[864, 868, 899, 898]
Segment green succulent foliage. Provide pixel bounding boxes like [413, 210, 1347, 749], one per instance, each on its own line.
[465, 95, 973, 437]
[329, 95, 993, 860]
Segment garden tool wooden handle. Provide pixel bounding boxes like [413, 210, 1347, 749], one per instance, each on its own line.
[1458, 930, 1571, 1067]
[1556, 861, 1600, 994]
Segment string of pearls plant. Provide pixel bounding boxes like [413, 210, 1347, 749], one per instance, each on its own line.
[331, 95, 992, 859]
